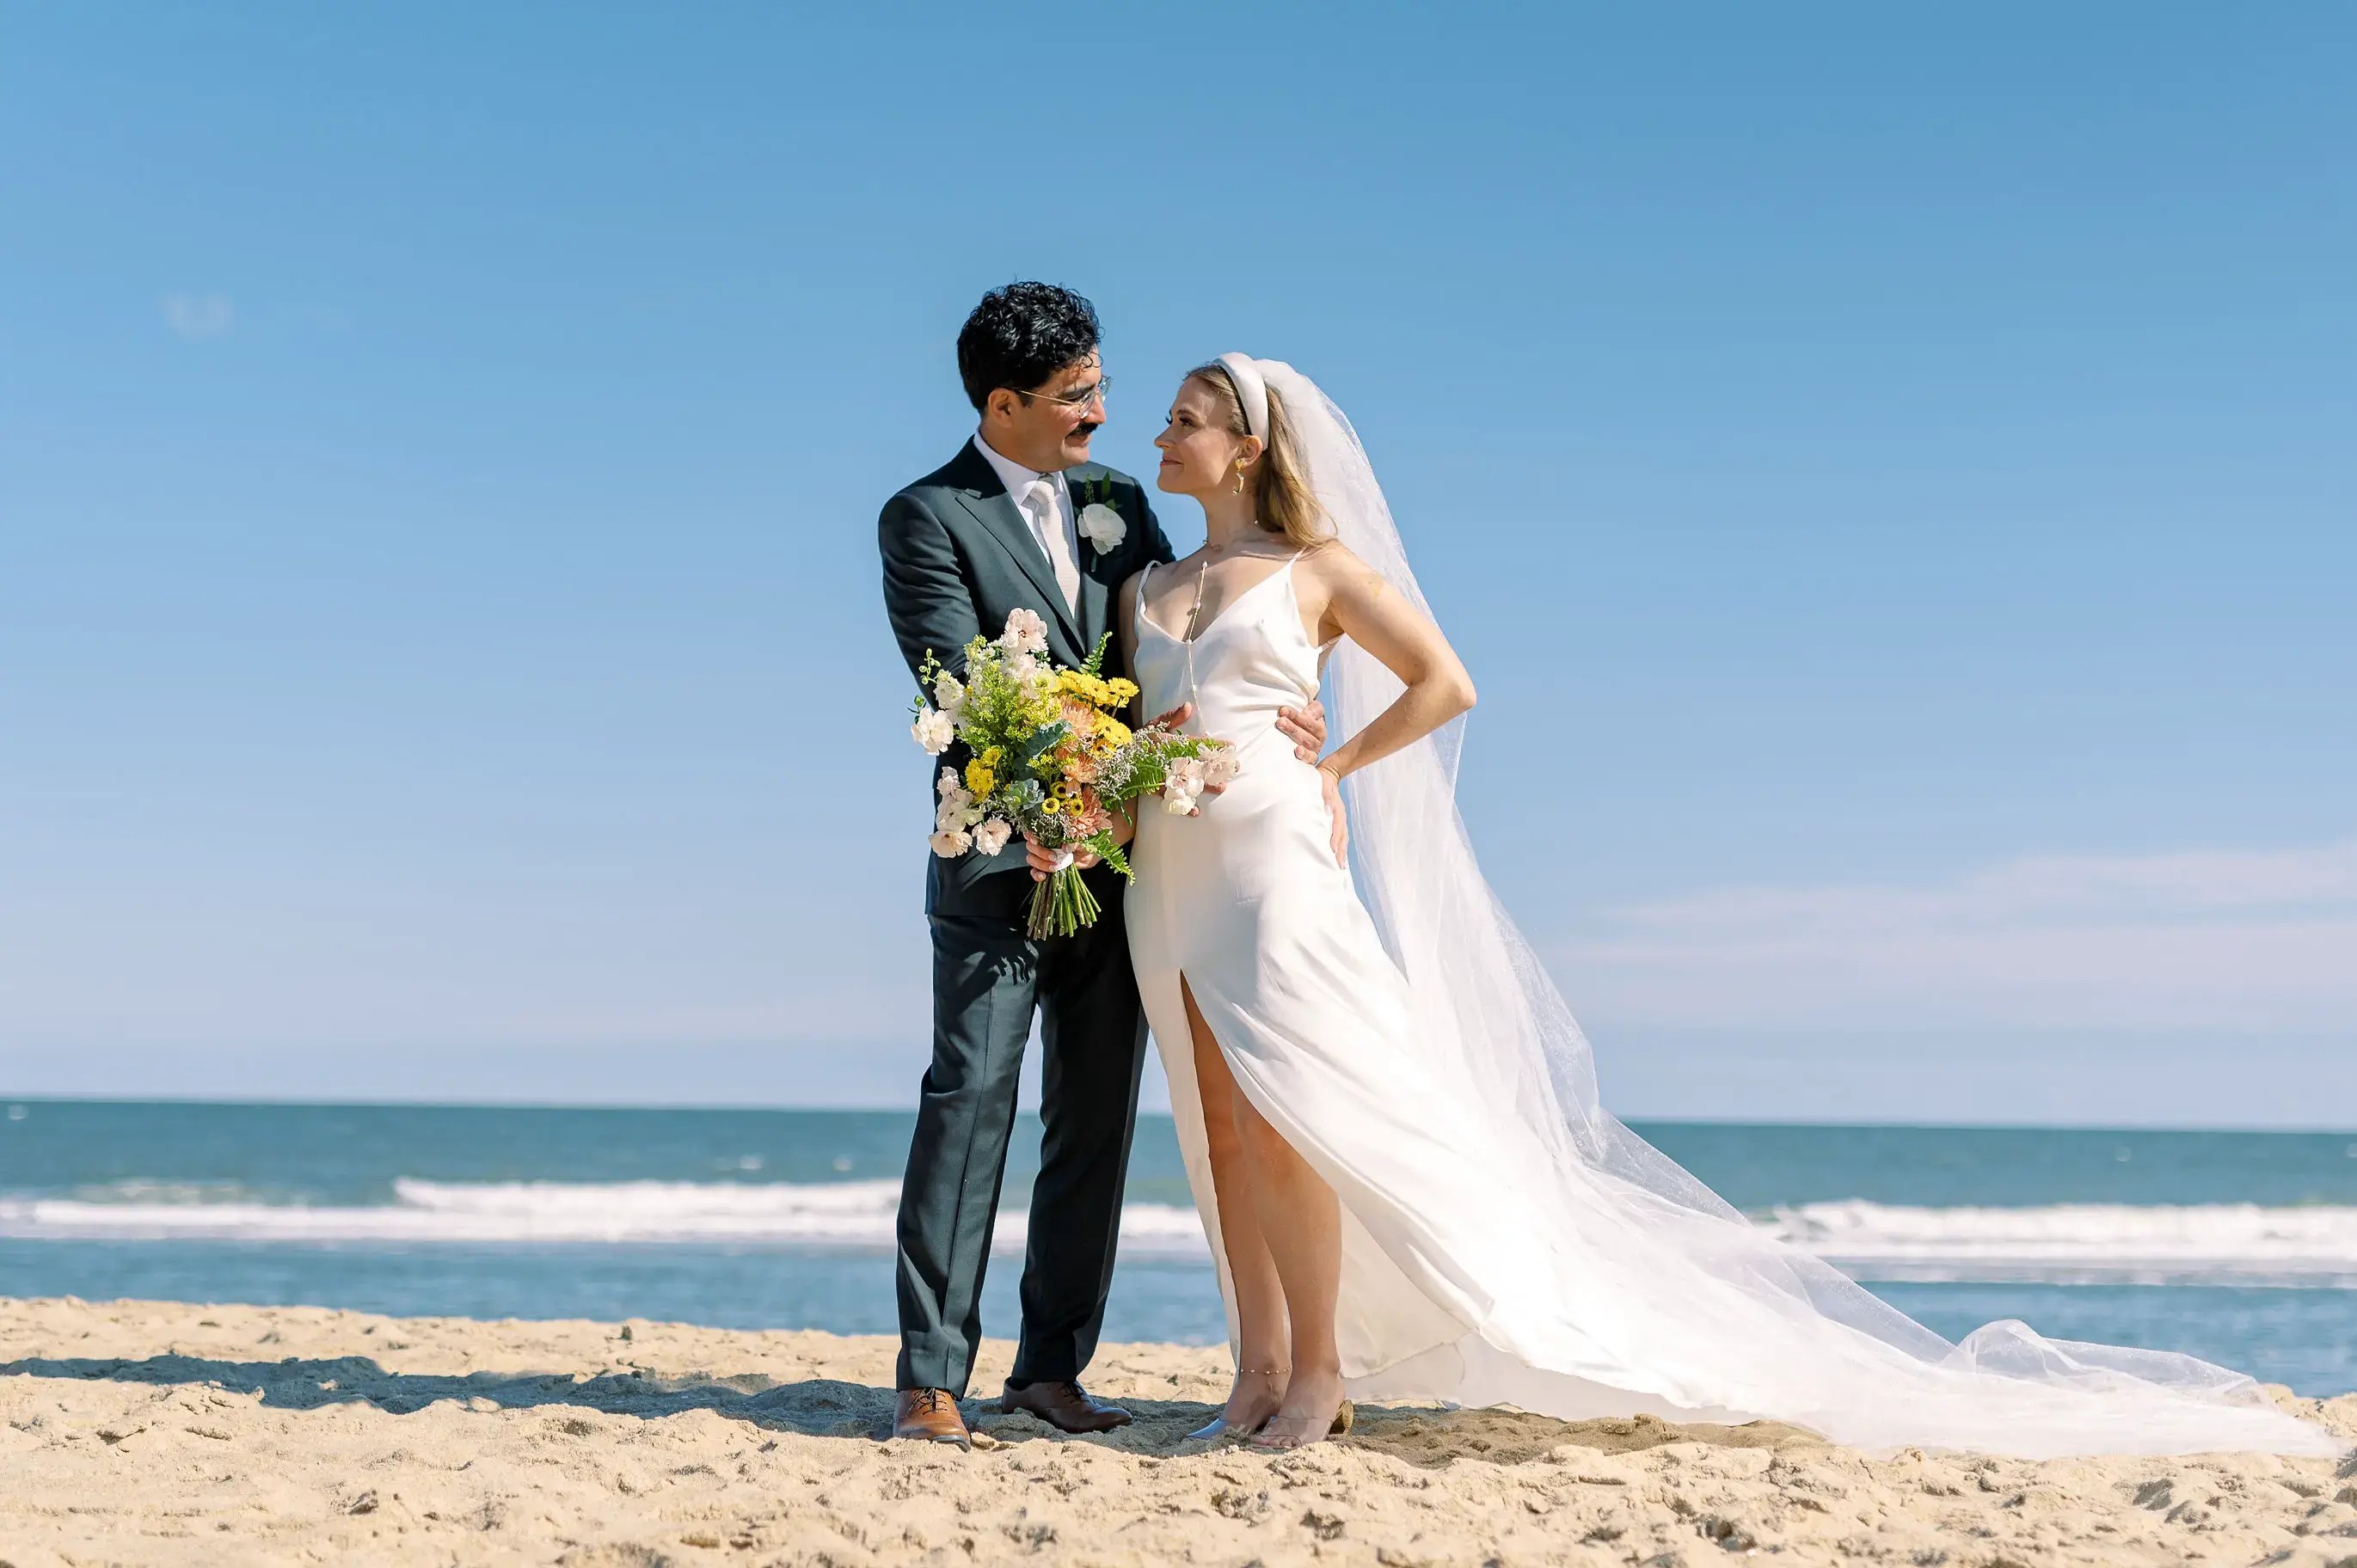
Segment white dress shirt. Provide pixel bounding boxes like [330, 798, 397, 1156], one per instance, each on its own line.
[971, 434, 1081, 612]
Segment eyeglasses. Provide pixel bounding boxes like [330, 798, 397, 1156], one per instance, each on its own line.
[1012, 375, 1110, 412]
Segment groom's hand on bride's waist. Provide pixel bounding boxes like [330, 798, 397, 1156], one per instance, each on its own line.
[1279, 700, 1346, 865]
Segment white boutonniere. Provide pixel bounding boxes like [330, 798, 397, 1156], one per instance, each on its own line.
[1075, 476, 1126, 555]
[1078, 504, 1125, 554]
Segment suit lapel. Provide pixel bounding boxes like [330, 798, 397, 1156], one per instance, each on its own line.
[943, 443, 1084, 654]
[1070, 470, 1114, 663]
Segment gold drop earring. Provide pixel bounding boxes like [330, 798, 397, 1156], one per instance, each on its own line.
[1232, 460, 1249, 496]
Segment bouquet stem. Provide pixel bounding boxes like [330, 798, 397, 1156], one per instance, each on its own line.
[1027, 867, 1102, 940]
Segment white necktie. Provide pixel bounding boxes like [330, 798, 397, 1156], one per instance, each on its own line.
[1022, 475, 1081, 616]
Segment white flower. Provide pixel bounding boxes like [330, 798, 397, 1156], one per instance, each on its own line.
[1003, 652, 1058, 707]
[912, 708, 955, 755]
[930, 827, 973, 858]
[972, 818, 1013, 856]
[1163, 756, 1206, 814]
[1077, 503, 1126, 555]
[999, 608, 1049, 655]
[931, 671, 966, 717]
[1200, 747, 1240, 789]
[936, 787, 982, 832]
[936, 770, 978, 831]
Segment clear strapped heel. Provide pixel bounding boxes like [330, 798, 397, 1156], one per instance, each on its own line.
[1248, 1398, 1353, 1450]
[1185, 1364, 1289, 1442]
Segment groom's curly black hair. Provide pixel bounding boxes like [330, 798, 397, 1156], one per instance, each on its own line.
[957, 282, 1101, 412]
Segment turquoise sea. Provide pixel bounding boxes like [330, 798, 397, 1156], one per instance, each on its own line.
[2, 1100, 2352, 1395]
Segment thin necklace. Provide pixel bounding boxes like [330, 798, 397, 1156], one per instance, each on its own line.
[1182, 559, 1208, 713]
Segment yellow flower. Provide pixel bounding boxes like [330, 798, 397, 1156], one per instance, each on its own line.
[1107, 678, 1139, 705]
[981, 745, 1003, 766]
[1040, 796, 1063, 815]
[964, 760, 996, 795]
[1059, 670, 1123, 709]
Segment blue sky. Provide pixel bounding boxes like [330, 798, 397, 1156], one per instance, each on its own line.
[3, 4, 2350, 1123]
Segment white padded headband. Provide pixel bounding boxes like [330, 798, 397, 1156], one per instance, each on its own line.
[1214, 352, 1269, 444]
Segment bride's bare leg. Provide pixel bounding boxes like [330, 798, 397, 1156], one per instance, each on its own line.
[1182, 977, 1290, 1432]
[1230, 1084, 1345, 1447]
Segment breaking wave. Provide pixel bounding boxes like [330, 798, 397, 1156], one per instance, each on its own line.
[9, 1183, 2356, 1283]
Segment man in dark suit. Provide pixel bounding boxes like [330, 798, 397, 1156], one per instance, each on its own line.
[878, 284, 1322, 1448]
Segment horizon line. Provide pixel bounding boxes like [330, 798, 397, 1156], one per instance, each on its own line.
[4, 1092, 2353, 1138]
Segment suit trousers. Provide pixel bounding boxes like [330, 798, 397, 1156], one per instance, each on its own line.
[893, 871, 1149, 1394]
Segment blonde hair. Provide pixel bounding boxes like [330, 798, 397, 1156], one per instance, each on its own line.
[1189, 364, 1329, 550]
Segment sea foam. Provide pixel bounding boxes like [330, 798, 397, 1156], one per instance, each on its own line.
[1761, 1199, 2357, 1284]
[5, 1182, 2355, 1283]
[0, 1179, 1213, 1257]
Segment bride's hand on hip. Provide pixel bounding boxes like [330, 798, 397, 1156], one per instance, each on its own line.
[1277, 699, 1327, 763]
[1317, 763, 1348, 867]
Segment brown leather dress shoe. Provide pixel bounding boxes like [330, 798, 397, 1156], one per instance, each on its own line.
[996, 1379, 1132, 1433]
[893, 1387, 972, 1449]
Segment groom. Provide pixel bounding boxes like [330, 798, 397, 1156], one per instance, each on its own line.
[877, 283, 1323, 1449]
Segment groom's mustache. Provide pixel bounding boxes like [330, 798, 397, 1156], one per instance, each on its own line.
[1071, 420, 1102, 439]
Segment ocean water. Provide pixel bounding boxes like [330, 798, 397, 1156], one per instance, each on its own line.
[1, 1100, 2352, 1395]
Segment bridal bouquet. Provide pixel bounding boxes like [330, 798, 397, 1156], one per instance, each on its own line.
[911, 609, 1237, 938]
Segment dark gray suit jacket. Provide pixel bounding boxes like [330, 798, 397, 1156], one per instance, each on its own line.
[880, 439, 1175, 919]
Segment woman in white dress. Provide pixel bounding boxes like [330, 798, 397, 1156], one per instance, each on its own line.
[1086, 355, 2337, 1459]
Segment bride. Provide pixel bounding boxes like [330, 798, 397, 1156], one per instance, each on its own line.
[1045, 354, 2337, 1459]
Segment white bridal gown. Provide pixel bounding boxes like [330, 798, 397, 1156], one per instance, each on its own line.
[1123, 554, 2335, 1459]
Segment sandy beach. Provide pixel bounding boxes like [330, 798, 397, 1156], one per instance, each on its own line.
[0, 1296, 2350, 1567]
